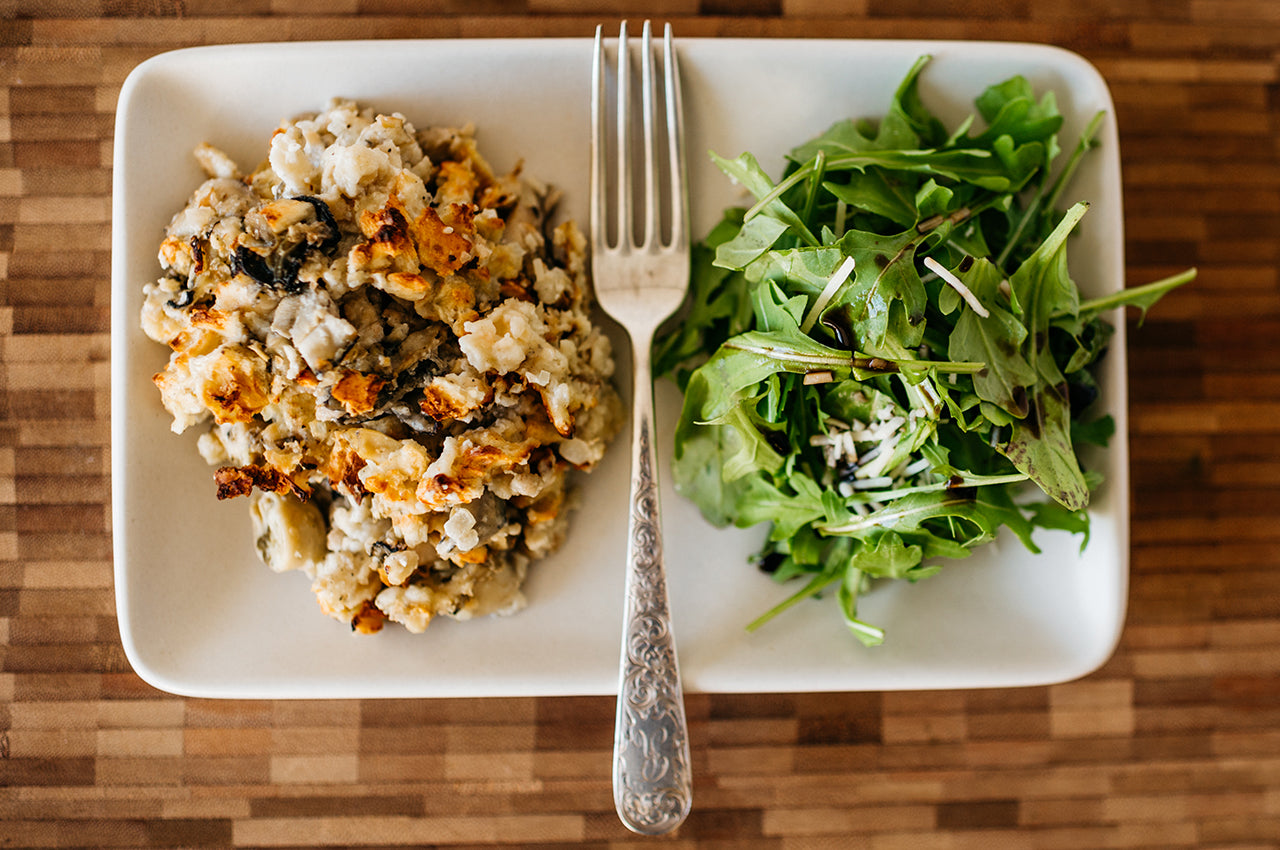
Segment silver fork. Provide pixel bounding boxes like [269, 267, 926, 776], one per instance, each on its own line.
[590, 20, 692, 836]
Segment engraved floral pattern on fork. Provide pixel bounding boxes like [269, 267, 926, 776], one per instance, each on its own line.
[613, 419, 691, 833]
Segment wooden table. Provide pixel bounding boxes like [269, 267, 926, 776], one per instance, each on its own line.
[3, 2, 1278, 846]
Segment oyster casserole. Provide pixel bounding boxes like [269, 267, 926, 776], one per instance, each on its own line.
[140, 100, 621, 634]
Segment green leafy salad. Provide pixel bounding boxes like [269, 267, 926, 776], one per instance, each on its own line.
[654, 56, 1195, 646]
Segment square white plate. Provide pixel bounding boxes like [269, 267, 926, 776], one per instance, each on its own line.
[112, 37, 1126, 698]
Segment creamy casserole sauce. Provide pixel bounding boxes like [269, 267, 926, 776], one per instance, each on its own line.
[140, 100, 621, 633]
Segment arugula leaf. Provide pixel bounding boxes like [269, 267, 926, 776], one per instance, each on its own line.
[998, 348, 1087, 511]
[715, 214, 792, 270]
[971, 76, 1064, 147]
[1028, 500, 1091, 551]
[1072, 413, 1114, 449]
[653, 215, 754, 382]
[710, 151, 818, 245]
[1009, 201, 1086, 333]
[791, 56, 946, 162]
[818, 147, 1045, 193]
[823, 173, 919, 229]
[735, 473, 828, 540]
[832, 227, 929, 352]
[1075, 267, 1198, 325]
[997, 202, 1090, 509]
[838, 567, 885, 646]
[670, 418, 748, 527]
[701, 403, 786, 482]
[1053, 314, 1114, 376]
[887, 54, 949, 148]
[745, 246, 845, 298]
[819, 490, 996, 539]
[851, 532, 925, 580]
[945, 257, 1037, 418]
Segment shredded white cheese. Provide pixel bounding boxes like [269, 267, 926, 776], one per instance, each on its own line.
[904, 457, 931, 477]
[924, 256, 989, 318]
[800, 255, 857, 333]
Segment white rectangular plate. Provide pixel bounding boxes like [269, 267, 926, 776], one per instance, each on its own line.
[113, 37, 1126, 698]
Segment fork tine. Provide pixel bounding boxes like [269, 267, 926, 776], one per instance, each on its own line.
[639, 20, 658, 249]
[615, 21, 632, 252]
[663, 22, 687, 252]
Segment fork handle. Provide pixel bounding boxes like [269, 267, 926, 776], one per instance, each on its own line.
[612, 331, 692, 835]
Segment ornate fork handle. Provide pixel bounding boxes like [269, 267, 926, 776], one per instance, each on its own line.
[612, 332, 692, 835]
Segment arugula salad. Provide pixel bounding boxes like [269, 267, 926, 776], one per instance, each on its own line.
[654, 56, 1194, 646]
